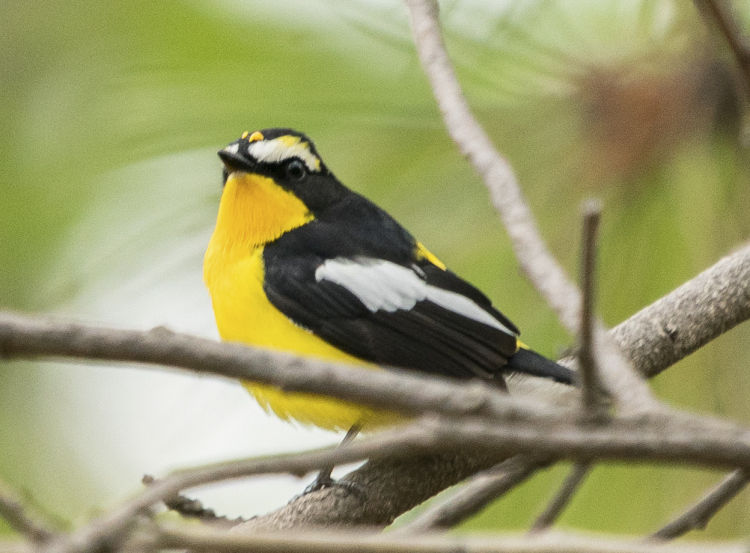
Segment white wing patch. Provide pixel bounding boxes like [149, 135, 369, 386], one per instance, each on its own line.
[314, 257, 516, 336]
[246, 136, 321, 172]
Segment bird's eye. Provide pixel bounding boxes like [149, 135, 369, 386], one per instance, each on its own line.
[286, 159, 306, 181]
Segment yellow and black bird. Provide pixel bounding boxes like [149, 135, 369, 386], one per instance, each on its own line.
[204, 128, 574, 441]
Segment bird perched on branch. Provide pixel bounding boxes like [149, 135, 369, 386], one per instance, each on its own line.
[204, 128, 574, 486]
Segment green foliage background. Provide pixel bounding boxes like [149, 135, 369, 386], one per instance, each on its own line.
[1, 0, 749, 538]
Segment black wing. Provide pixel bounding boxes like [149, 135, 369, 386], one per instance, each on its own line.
[262, 201, 519, 382]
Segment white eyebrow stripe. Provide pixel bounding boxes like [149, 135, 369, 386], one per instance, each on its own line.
[246, 137, 321, 172]
[315, 257, 517, 336]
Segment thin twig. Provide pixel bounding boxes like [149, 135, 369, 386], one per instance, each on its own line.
[404, 0, 580, 329]
[148, 520, 749, 553]
[650, 468, 749, 540]
[141, 476, 245, 527]
[399, 456, 541, 533]
[698, 0, 750, 97]
[0, 479, 55, 542]
[404, 0, 657, 413]
[578, 201, 604, 415]
[530, 462, 591, 532]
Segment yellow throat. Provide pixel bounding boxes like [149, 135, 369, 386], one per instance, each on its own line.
[205, 172, 312, 252]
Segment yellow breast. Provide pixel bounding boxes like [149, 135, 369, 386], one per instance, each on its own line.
[204, 173, 398, 430]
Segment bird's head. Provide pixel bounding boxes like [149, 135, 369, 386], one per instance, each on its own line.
[218, 129, 348, 212]
[219, 129, 325, 179]
[212, 129, 345, 247]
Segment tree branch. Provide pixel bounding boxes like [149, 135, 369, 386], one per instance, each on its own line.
[0, 311, 552, 423]
[578, 202, 604, 415]
[610, 242, 750, 379]
[650, 469, 749, 540]
[397, 456, 541, 533]
[32, 389, 750, 553]
[0, 479, 54, 543]
[530, 462, 591, 532]
[141, 475, 244, 527]
[142, 521, 749, 553]
[33, 404, 749, 553]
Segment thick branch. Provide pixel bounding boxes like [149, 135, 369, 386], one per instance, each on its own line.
[611, 243, 750, 378]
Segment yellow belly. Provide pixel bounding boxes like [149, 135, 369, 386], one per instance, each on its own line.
[204, 245, 399, 431]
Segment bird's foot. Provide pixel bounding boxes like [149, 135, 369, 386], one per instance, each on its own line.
[303, 470, 364, 497]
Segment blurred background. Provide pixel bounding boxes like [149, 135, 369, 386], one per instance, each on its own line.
[1, 0, 749, 538]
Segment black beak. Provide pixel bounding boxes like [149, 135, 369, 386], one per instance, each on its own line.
[218, 145, 256, 173]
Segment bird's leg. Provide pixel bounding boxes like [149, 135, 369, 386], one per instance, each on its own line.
[304, 424, 361, 494]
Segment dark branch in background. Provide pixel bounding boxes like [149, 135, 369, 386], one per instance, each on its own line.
[397, 456, 541, 533]
[530, 463, 591, 532]
[0, 479, 54, 543]
[650, 469, 749, 540]
[578, 202, 604, 415]
[697, 0, 750, 98]
[403, 0, 656, 413]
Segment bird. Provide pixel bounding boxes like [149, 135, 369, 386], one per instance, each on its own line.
[204, 128, 575, 486]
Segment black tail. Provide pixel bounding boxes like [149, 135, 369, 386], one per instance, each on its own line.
[505, 348, 577, 385]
